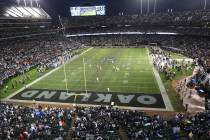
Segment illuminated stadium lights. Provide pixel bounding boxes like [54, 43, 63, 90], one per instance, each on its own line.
[5, 10, 18, 18]
[6, 8, 20, 17]
[16, 0, 39, 7]
[10, 7, 24, 17]
[139, 0, 157, 14]
[25, 7, 40, 17]
[140, 0, 142, 14]
[32, 7, 48, 17]
[154, 0, 157, 14]
[16, 7, 32, 17]
[3, 6, 51, 19]
[204, 0, 207, 10]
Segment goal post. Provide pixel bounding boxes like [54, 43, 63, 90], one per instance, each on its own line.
[148, 43, 158, 47]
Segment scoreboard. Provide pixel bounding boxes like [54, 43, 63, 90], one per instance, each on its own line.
[70, 6, 105, 16]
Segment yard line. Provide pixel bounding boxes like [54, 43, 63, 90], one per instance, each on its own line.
[34, 80, 156, 84]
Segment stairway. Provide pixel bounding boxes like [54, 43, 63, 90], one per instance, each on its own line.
[119, 127, 128, 140]
[66, 112, 77, 140]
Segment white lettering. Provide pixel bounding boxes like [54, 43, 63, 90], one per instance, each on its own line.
[94, 94, 112, 102]
[117, 95, 135, 103]
[21, 90, 39, 98]
[137, 95, 157, 105]
[81, 93, 92, 102]
[59, 92, 75, 100]
[35, 91, 56, 99]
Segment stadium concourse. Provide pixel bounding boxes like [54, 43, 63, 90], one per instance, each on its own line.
[0, 1, 210, 139]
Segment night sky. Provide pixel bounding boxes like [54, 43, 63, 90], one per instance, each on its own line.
[2, 0, 210, 17]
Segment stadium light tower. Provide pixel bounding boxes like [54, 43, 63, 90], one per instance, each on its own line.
[16, 0, 20, 5]
[141, 0, 143, 14]
[147, 0, 150, 14]
[30, 0, 33, 7]
[36, 0, 39, 7]
[24, 0, 26, 6]
[204, 0, 207, 10]
[154, 0, 157, 14]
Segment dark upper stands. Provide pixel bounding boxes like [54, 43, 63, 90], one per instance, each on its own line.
[0, 18, 53, 39]
[64, 10, 210, 27]
[64, 10, 210, 36]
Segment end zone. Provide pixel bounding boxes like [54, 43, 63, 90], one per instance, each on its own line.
[6, 88, 166, 110]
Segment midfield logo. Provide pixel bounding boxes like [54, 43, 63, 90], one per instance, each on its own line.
[11, 89, 165, 108]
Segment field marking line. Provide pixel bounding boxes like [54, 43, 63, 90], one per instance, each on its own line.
[58, 79, 156, 83]
[146, 48, 174, 111]
[3, 47, 94, 100]
[33, 84, 159, 89]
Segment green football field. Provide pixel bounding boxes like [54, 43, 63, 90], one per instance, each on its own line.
[31, 48, 160, 94]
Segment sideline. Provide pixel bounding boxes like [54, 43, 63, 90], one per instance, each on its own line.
[4, 47, 93, 100]
[146, 47, 174, 111]
[3, 99, 170, 112]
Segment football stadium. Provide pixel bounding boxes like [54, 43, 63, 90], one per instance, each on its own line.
[0, 0, 210, 139]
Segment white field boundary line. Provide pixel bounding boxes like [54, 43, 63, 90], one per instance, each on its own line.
[3, 47, 93, 100]
[3, 99, 169, 111]
[146, 48, 174, 111]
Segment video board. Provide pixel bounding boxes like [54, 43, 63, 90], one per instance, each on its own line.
[70, 6, 105, 16]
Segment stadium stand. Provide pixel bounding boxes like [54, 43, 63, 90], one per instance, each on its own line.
[1, 2, 210, 138]
[0, 103, 72, 140]
[0, 1, 53, 40]
[64, 10, 210, 27]
[0, 35, 83, 87]
[0, 18, 53, 39]
[1, 104, 210, 139]
[64, 10, 210, 36]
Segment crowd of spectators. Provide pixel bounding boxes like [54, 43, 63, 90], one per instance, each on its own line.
[64, 9, 210, 38]
[64, 10, 210, 28]
[67, 27, 210, 37]
[0, 9, 210, 139]
[124, 109, 210, 139]
[0, 103, 73, 140]
[0, 35, 83, 87]
[0, 28, 55, 39]
[1, 103, 210, 139]
[1, 33, 209, 91]
[0, 18, 52, 39]
[72, 106, 121, 140]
